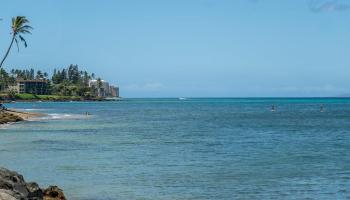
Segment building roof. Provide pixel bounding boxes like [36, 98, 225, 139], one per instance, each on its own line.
[89, 79, 108, 83]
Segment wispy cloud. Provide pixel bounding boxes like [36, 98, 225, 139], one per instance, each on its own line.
[308, 0, 350, 13]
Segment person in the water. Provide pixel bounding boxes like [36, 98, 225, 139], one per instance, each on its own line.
[320, 104, 324, 112]
[271, 105, 275, 112]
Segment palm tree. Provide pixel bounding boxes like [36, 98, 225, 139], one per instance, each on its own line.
[0, 16, 33, 68]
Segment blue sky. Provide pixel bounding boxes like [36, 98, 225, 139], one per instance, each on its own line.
[0, 0, 350, 97]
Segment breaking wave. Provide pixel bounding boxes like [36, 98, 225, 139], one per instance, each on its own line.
[32, 113, 91, 121]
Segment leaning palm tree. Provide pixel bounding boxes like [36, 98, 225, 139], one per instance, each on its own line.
[0, 16, 32, 68]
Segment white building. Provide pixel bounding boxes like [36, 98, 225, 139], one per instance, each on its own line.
[88, 80, 119, 97]
[109, 85, 119, 97]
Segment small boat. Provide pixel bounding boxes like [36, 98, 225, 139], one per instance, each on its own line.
[178, 97, 186, 100]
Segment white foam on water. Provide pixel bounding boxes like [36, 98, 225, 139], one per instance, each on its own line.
[8, 108, 50, 112]
[36, 113, 90, 121]
[0, 121, 22, 129]
[24, 108, 48, 111]
[0, 123, 12, 129]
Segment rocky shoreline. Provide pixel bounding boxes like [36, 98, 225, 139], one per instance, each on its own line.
[0, 167, 66, 200]
[0, 111, 24, 124]
[0, 109, 44, 124]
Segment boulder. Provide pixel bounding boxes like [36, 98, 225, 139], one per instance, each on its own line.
[0, 167, 28, 199]
[0, 167, 65, 200]
[43, 186, 66, 200]
[0, 189, 21, 200]
[27, 182, 43, 200]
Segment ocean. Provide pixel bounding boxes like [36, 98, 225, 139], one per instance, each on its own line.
[1, 98, 350, 199]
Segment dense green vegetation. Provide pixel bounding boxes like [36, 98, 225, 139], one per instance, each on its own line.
[0, 64, 103, 99]
[50, 64, 98, 96]
[15, 94, 96, 101]
[0, 93, 104, 101]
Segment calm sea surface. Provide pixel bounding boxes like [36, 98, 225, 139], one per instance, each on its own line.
[1, 98, 350, 199]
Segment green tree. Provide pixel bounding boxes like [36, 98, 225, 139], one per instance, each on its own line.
[7, 89, 16, 100]
[36, 70, 43, 79]
[0, 16, 33, 68]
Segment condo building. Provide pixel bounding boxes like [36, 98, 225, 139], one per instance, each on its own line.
[88, 80, 119, 97]
[9, 79, 48, 95]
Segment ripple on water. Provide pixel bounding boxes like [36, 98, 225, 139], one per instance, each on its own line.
[2, 99, 350, 199]
[31, 139, 92, 151]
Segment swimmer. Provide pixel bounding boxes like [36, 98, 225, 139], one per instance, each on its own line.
[271, 105, 276, 112]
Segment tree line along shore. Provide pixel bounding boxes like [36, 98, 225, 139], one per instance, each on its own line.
[0, 64, 119, 102]
[0, 93, 106, 102]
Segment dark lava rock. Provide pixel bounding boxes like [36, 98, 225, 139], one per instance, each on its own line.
[0, 167, 28, 199]
[0, 167, 65, 200]
[43, 186, 66, 200]
[27, 182, 43, 200]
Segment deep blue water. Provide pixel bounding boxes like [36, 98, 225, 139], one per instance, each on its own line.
[1, 98, 350, 199]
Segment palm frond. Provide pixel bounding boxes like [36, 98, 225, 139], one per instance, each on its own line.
[12, 16, 31, 33]
[16, 16, 28, 25]
[14, 38, 19, 52]
[17, 29, 32, 34]
[18, 35, 27, 48]
[19, 25, 33, 30]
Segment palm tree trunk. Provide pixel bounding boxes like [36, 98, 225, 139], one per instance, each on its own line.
[0, 35, 15, 68]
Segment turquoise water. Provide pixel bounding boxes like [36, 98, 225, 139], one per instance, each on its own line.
[1, 98, 350, 199]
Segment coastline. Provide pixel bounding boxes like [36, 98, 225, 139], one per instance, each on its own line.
[0, 109, 43, 124]
[0, 96, 121, 103]
[5, 109, 44, 119]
